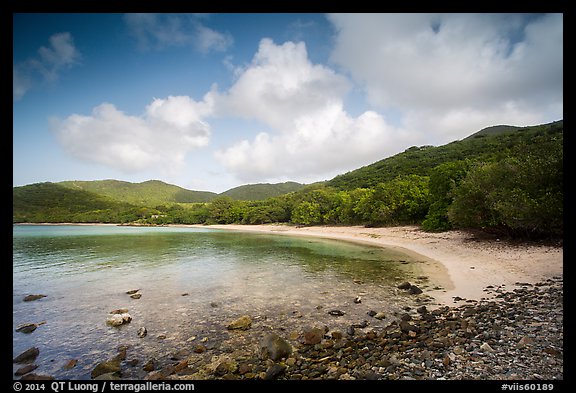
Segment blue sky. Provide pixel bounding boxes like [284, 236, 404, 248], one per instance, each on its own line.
[13, 13, 563, 193]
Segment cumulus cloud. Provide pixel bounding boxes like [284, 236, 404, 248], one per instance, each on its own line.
[13, 32, 81, 100]
[124, 13, 233, 53]
[51, 96, 212, 173]
[327, 13, 563, 141]
[213, 39, 410, 182]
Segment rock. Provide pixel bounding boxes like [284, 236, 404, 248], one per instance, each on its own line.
[142, 358, 156, 372]
[23, 294, 46, 302]
[264, 364, 286, 380]
[480, 342, 495, 353]
[399, 320, 418, 333]
[517, 335, 534, 348]
[351, 320, 369, 328]
[63, 359, 78, 369]
[226, 315, 252, 330]
[354, 296, 362, 304]
[214, 361, 237, 376]
[367, 310, 377, 317]
[193, 345, 207, 353]
[260, 333, 293, 361]
[126, 289, 140, 295]
[20, 373, 54, 380]
[408, 285, 423, 295]
[328, 309, 345, 316]
[397, 282, 412, 290]
[13, 347, 40, 363]
[106, 313, 132, 327]
[16, 323, 38, 334]
[94, 372, 121, 380]
[181, 293, 189, 296]
[416, 306, 428, 314]
[130, 293, 142, 299]
[374, 312, 387, 320]
[15, 364, 38, 376]
[91, 358, 121, 379]
[137, 327, 147, 338]
[302, 327, 325, 345]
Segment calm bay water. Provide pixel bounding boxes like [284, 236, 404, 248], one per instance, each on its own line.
[13, 224, 432, 379]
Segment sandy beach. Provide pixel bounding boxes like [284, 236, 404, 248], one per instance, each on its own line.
[197, 224, 563, 306]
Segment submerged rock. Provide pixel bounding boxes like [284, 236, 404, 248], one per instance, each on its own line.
[23, 294, 46, 302]
[91, 358, 121, 379]
[15, 364, 38, 376]
[13, 347, 40, 364]
[226, 315, 252, 330]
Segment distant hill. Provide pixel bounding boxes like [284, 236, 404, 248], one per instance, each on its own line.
[328, 120, 563, 190]
[58, 179, 217, 205]
[221, 182, 304, 200]
[13, 182, 135, 223]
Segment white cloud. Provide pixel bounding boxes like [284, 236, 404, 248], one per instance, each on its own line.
[124, 13, 233, 53]
[51, 96, 212, 174]
[327, 13, 563, 142]
[214, 39, 411, 182]
[13, 32, 81, 100]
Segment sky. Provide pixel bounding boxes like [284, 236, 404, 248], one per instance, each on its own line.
[13, 13, 563, 193]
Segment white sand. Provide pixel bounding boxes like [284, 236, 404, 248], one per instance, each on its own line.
[197, 224, 563, 306]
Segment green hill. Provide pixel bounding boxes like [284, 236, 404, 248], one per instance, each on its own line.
[58, 179, 217, 205]
[328, 120, 563, 190]
[13, 182, 138, 223]
[221, 182, 304, 200]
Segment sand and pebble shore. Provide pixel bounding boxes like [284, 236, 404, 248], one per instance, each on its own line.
[14, 224, 563, 381]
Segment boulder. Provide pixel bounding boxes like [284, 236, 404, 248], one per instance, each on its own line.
[408, 285, 423, 295]
[226, 315, 252, 330]
[260, 333, 292, 361]
[13, 347, 40, 364]
[15, 364, 38, 376]
[397, 282, 412, 290]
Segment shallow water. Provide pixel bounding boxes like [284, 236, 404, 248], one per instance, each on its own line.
[13, 224, 436, 379]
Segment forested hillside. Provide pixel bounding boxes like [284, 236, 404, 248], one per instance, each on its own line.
[13, 120, 563, 239]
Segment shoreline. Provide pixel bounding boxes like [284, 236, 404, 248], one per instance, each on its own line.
[188, 224, 563, 306]
[14, 222, 563, 306]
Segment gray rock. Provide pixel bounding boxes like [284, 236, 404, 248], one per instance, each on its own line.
[137, 327, 147, 338]
[91, 358, 121, 379]
[260, 333, 293, 361]
[15, 364, 38, 376]
[16, 323, 38, 334]
[264, 364, 286, 380]
[397, 282, 412, 290]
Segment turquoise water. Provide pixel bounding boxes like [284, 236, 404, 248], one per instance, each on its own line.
[13, 224, 428, 379]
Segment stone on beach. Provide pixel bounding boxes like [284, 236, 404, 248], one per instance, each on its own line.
[106, 313, 132, 327]
[260, 333, 293, 361]
[226, 315, 252, 330]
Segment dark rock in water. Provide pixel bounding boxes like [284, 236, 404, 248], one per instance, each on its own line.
[260, 333, 293, 361]
[91, 358, 121, 379]
[397, 282, 412, 290]
[264, 364, 286, 380]
[400, 313, 412, 321]
[23, 294, 46, 302]
[16, 323, 38, 334]
[13, 347, 40, 363]
[408, 285, 423, 295]
[328, 310, 345, 316]
[20, 373, 54, 380]
[226, 315, 252, 330]
[126, 289, 140, 295]
[15, 364, 38, 376]
[367, 310, 377, 317]
[354, 296, 362, 304]
[137, 327, 147, 338]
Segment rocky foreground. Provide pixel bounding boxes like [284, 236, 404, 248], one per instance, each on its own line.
[16, 277, 563, 381]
